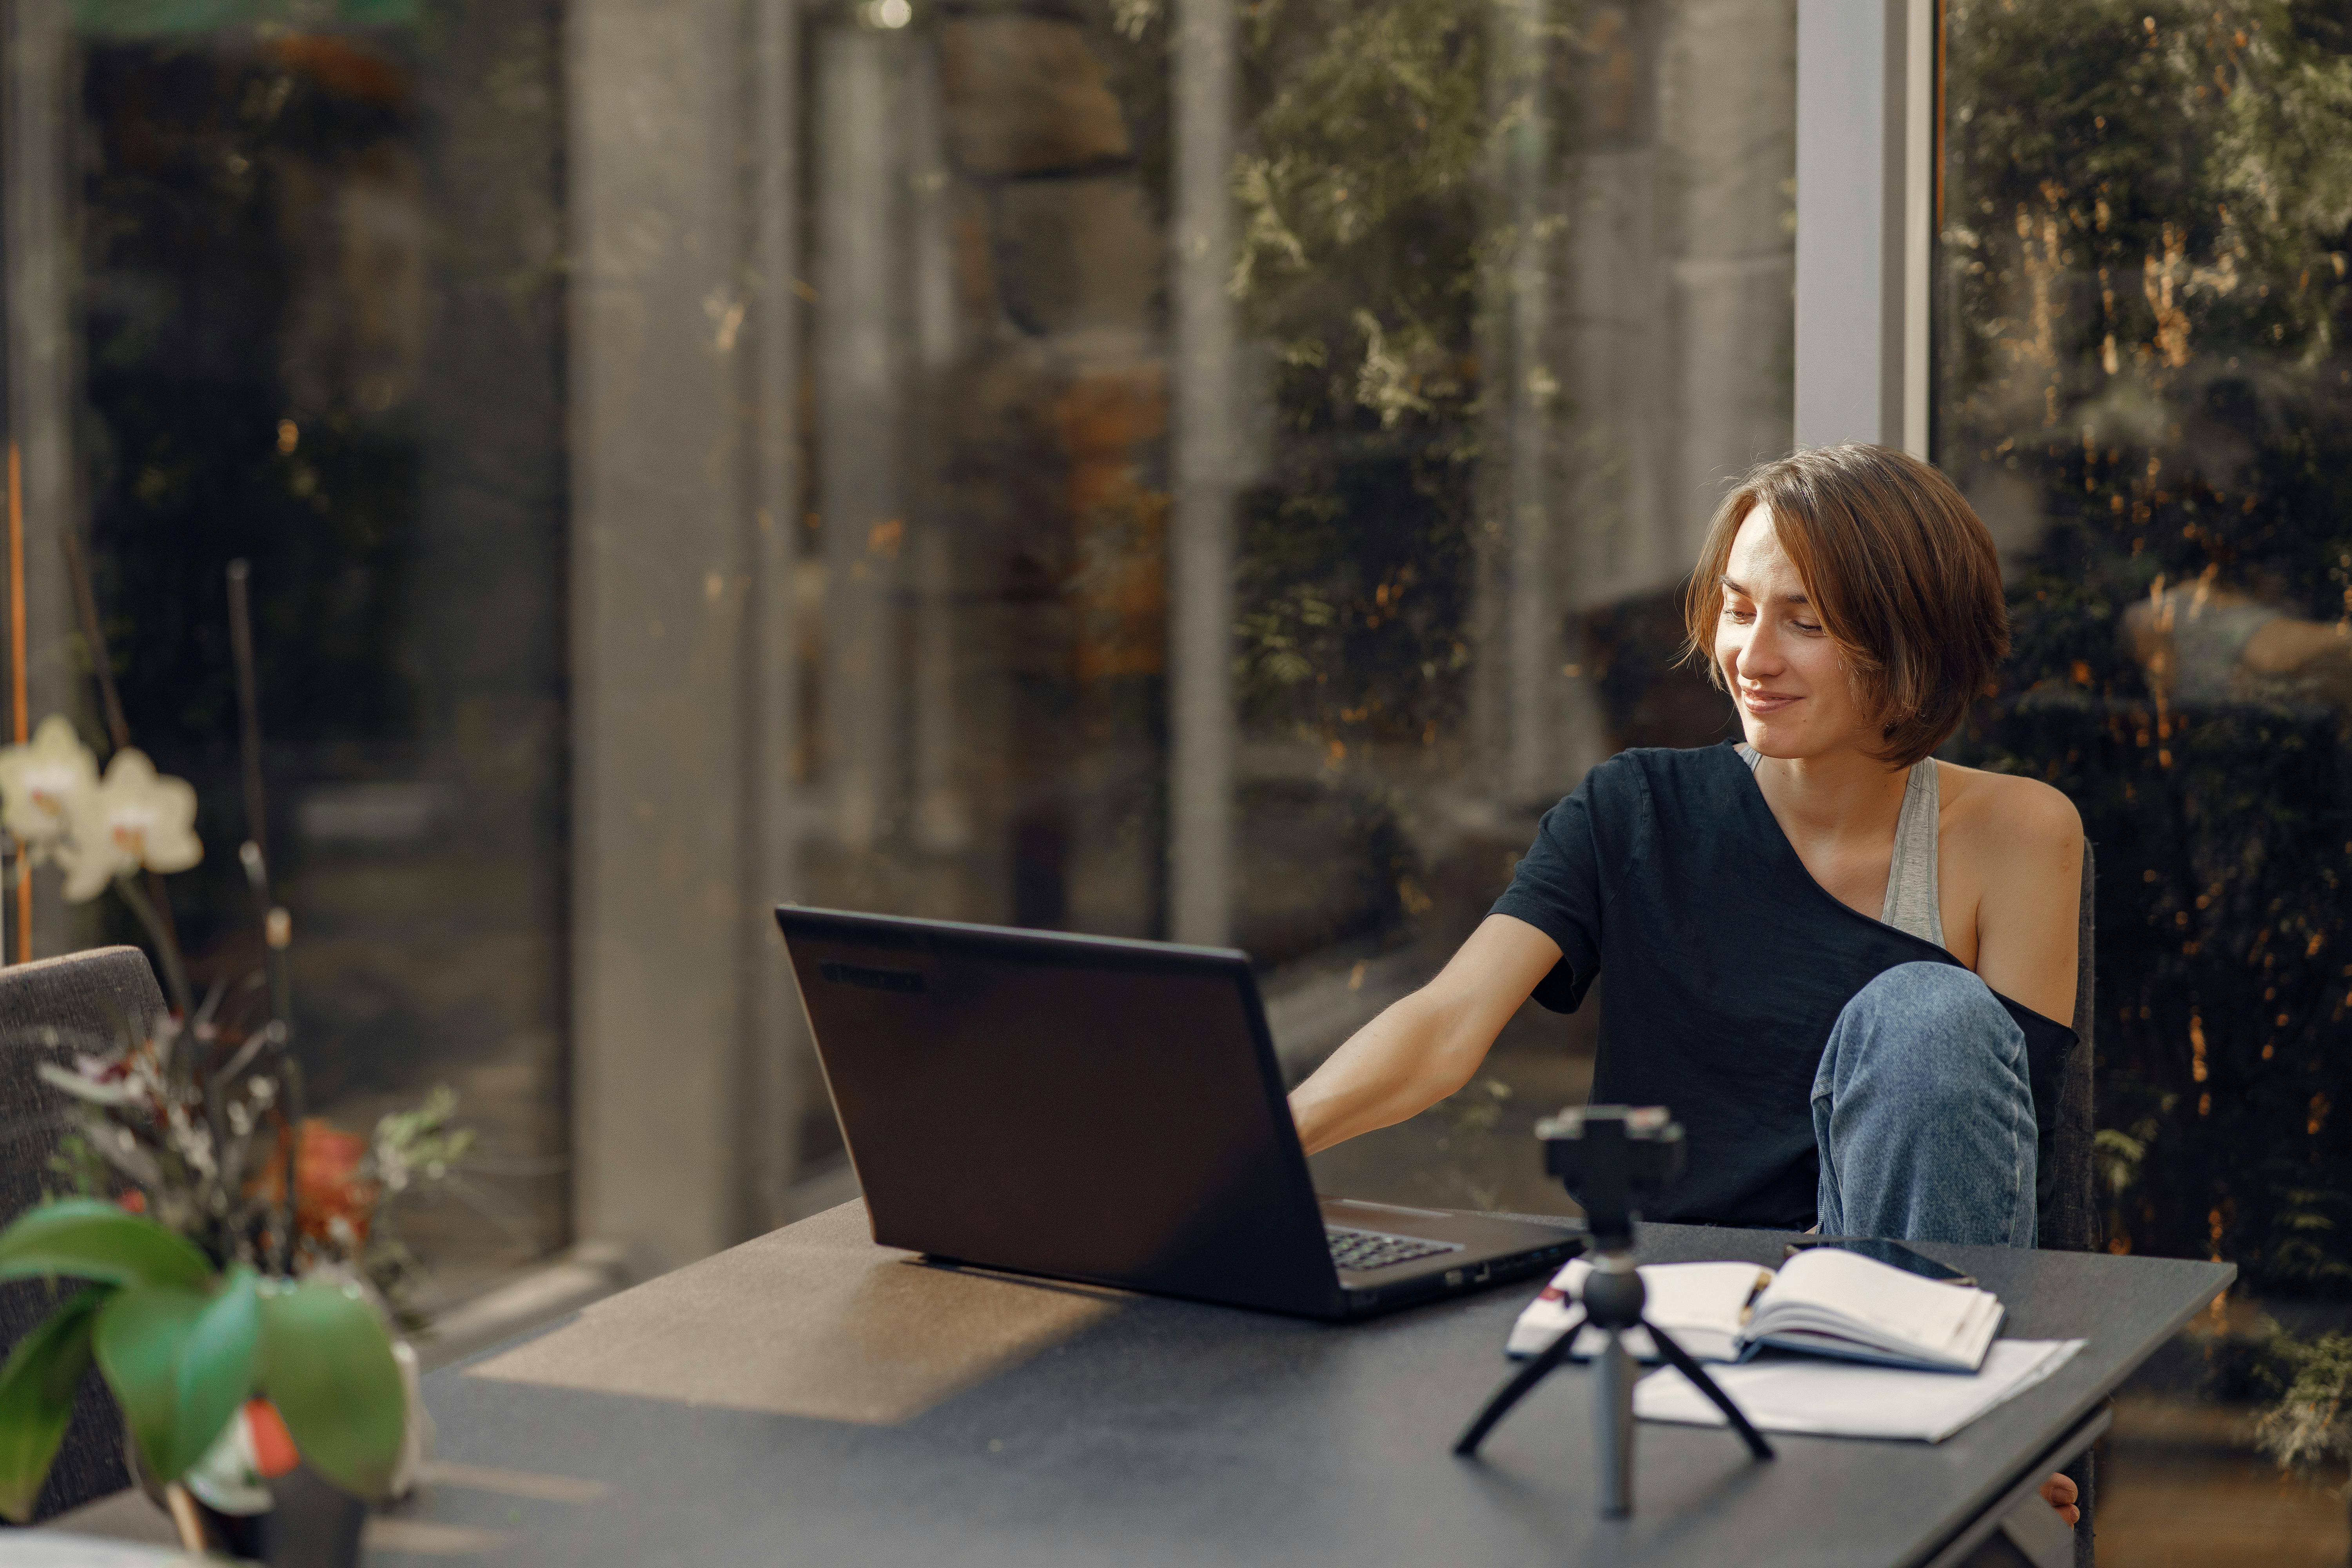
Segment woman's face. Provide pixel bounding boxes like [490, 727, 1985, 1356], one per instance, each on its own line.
[1715, 505, 1871, 759]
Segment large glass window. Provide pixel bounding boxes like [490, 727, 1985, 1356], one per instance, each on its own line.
[1939, 0, 2352, 1543]
[7, 0, 569, 1303]
[782, 0, 1793, 1209]
[2, 0, 1794, 1290]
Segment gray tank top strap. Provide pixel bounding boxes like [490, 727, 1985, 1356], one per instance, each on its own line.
[1880, 759, 1944, 947]
[1737, 745, 1945, 948]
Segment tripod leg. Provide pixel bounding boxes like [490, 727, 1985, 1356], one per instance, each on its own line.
[1646, 1323, 1775, 1460]
[1452, 1314, 1586, 1457]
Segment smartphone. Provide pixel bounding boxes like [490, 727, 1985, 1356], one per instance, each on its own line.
[1782, 1236, 1976, 1287]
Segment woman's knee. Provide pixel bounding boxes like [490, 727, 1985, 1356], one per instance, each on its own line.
[1821, 962, 2024, 1099]
[1849, 961, 2007, 1028]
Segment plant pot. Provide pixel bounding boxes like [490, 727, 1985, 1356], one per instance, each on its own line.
[254, 1464, 368, 1568]
[167, 1466, 366, 1567]
[130, 1417, 369, 1567]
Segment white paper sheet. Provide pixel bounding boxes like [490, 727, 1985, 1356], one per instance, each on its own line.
[1630, 1338, 2086, 1443]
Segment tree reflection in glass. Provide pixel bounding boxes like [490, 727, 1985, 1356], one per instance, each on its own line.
[1938, 0, 2352, 1290]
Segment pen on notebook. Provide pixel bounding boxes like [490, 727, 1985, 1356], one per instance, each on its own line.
[1737, 1268, 1772, 1327]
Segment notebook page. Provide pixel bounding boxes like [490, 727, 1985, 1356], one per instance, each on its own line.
[1756, 1288, 2003, 1371]
[1753, 1246, 1996, 1359]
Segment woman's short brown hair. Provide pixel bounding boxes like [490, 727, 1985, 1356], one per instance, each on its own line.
[1681, 443, 2009, 769]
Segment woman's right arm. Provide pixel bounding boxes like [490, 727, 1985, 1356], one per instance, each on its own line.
[1286, 913, 1565, 1156]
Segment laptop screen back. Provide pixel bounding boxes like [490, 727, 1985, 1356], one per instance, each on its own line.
[775, 907, 1339, 1315]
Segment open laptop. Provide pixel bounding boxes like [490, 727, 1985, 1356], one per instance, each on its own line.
[775, 906, 1582, 1320]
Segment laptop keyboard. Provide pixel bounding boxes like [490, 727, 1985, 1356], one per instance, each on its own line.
[1325, 1225, 1462, 1273]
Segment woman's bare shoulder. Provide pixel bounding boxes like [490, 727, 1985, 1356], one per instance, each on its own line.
[1934, 760, 2083, 863]
[1934, 762, 2083, 1016]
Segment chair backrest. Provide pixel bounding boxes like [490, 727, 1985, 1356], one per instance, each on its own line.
[0, 946, 170, 1520]
[2038, 843, 2098, 1253]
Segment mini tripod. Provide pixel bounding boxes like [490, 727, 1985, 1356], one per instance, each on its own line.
[1452, 1106, 1774, 1518]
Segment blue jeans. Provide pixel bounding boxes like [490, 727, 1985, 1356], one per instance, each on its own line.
[1811, 961, 2039, 1247]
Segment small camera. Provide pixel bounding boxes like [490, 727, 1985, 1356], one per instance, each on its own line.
[1535, 1105, 1684, 1245]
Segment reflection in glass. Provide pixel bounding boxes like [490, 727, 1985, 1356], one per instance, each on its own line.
[786, 0, 1793, 1213]
[1938, 2, 2352, 1290]
[32, 3, 570, 1295]
[2, 0, 1797, 1276]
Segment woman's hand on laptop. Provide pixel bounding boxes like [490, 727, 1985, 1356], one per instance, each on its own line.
[2037, 1471, 2079, 1526]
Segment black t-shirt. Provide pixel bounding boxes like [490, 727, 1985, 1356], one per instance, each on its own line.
[1489, 741, 2078, 1230]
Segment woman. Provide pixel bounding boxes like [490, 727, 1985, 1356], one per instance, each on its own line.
[1289, 442, 2087, 1517]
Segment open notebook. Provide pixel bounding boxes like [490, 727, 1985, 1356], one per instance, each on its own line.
[1507, 1248, 2005, 1373]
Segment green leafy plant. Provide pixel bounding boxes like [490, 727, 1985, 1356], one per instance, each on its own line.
[1225, 0, 1501, 756]
[0, 1198, 404, 1521]
[0, 639, 432, 1524]
[2254, 1319, 2352, 1483]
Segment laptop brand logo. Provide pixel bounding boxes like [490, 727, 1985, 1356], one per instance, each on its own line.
[818, 961, 927, 995]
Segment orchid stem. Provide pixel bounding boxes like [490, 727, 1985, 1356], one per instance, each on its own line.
[60, 530, 130, 753]
[163, 1484, 207, 1553]
[227, 562, 269, 855]
[279, 1052, 305, 1276]
[112, 872, 193, 1019]
[237, 840, 301, 1273]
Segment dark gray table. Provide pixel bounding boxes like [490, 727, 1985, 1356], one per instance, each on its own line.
[385, 1202, 2232, 1567]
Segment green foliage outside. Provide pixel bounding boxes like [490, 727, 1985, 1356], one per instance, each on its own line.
[1198, 0, 2352, 1309]
[2255, 1318, 2352, 1479]
[1941, 0, 2352, 1294]
[1109, 0, 1559, 755]
[1092, 0, 1566, 953]
[1227, 0, 1497, 754]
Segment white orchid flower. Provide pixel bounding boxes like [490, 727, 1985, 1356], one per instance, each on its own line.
[0, 715, 99, 862]
[56, 747, 202, 902]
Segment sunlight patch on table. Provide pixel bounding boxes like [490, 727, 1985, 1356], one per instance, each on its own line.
[465, 1201, 1124, 1423]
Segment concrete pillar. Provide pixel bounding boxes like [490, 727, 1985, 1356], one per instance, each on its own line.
[1468, 8, 1512, 801]
[1471, 0, 1591, 806]
[1559, 4, 1666, 599]
[912, 525, 970, 853]
[814, 22, 908, 857]
[1662, 0, 1799, 557]
[907, 44, 969, 857]
[1538, 0, 1795, 769]
[744, 0, 809, 1229]
[567, 0, 760, 1275]
[1500, 0, 1559, 806]
[1169, 0, 1236, 946]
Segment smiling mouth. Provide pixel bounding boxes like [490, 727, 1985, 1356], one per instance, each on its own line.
[1739, 689, 1799, 714]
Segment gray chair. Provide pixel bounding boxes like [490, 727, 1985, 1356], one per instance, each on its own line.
[1961, 846, 2100, 1568]
[0, 946, 169, 1521]
[2041, 842, 2099, 1254]
[2045, 844, 2100, 1568]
